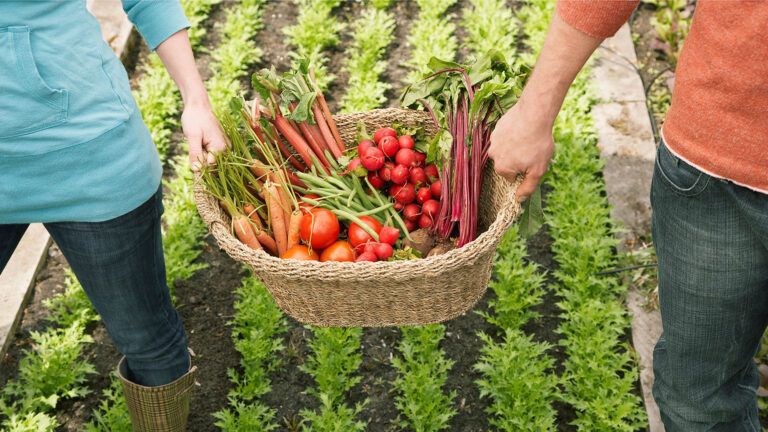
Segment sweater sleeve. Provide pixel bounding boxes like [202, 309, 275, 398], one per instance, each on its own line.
[121, 0, 190, 50]
[556, 0, 640, 39]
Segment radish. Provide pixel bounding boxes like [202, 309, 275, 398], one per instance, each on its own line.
[398, 135, 415, 149]
[390, 183, 416, 204]
[356, 241, 377, 255]
[374, 127, 397, 144]
[346, 157, 367, 177]
[414, 151, 426, 167]
[416, 187, 432, 204]
[418, 213, 433, 229]
[430, 180, 441, 199]
[422, 199, 440, 218]
[395, 148, 417, 167]
[367, 171, 386, 189]
[403, 203, 421, 222]
[356, 252, 378, 262]
[373, 243, 394, 260]
[394, 202, 404, 211]
[379, 226, 400, 245]
[404, 219, 417, 232]
[361, 146, 385, 171]
[379, 135, 399, 158]
[409, 167, 427, 186]
[379, 162, 394, 182]
[358, 139, 374, 157]
[390, 164, 409, 185]
[424, 164, 439, 181]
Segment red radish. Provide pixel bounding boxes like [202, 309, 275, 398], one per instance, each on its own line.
[346, 157, 367, 177]
[390, 164, 409, 185]
[379, 162, 394, 182]
[398, 135, 415, 149]
[355, 241, 377, 255]
[403, 203, 421, 222]
[348, 216, 383, 248]
[422, 199, 440, 218]
[373, 243, 394, 260]
[409, 167, 427, 186]
[358, 139, 374, 156]
[416, 187, 432, 204]
[404, 219, 417, 232]
[379, 226, 400, 245]
[390, 183, 416, 204]
[367, 171, 386, 189]
[430, 180, 441, 199]
[419, 213, 433, 228]
[361, 147, 385, 171]
[414, 151, 426, 167]
[373, 127, 397, 144]
[379, 135, 399, 158]
[356, 252, 378, 262]
[394, 202, 404, 211]
[395, 148, 417, 167]
[424, 164, 439, 181]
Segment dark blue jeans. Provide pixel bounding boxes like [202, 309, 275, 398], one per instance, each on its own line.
[0, 186, 189, 387]
[652, 141, 768, 431]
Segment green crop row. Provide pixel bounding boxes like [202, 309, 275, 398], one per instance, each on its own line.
[299, 327, 366, 431]
[284, 0, 345, 90]
[339, 6, 395, 113]
[213, 275, 287, 431]
[391, 325, 456, 432]
[0, 272, 99, 432]
[518, 2, 646, 430]
[462, 0, 518, 59]
[405, 0, 458, 82]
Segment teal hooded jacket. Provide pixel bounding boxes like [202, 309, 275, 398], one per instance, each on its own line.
[0, 0, 189, 223]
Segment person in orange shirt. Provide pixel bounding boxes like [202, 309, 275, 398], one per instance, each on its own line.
[490, 1, 768, 430]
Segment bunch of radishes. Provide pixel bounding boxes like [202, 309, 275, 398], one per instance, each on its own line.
[351, 126, 441, 233]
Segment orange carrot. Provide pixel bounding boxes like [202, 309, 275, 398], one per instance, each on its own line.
[273, 112, 321, 171]
[312, 104, 342, 159]
[267, 184, 288, 256]
[243, 203, 264, 230]
[254, 228, 278, 256]
[233, 215, 262, 250]
[287, 210, 302, 249]
[297, 120, 333, 168]
[316, 92, 345, 155]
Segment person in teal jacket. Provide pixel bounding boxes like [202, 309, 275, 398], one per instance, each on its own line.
[0, 1, 226, 429]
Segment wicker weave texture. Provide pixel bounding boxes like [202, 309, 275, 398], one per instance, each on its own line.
[195, 108, 521, 327]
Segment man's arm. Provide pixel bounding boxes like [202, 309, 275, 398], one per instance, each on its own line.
[156, 30, 226, 169]
[489, 1, 638, 201]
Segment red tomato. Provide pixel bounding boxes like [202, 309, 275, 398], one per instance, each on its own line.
[398, 135, 415, 149]
[348, 216, 383, 248]
[379, 135, 400, 158]
[281, 245, 320, 261]
[373, 127, 397, 144]
[300, 208, 340, 249]
[320, 240, 356, 262]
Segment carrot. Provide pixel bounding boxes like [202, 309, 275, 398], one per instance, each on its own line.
[267, 184, 288, 256]
[233, 215, 262, 250]
[277, 138, 307, 171]
[297, 120, 333, 168]
[243, 203, 264, 229]
[287, 171, 306, 189]
[316, 92, 345, 155]
[273, 113, 321, 171]
[287, 210, 302, 249]
[312, 104, 343, 159]
[254, 228, 278, 256]
[250, 161, 272, 180]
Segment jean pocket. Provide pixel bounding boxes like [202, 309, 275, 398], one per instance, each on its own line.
[0, 26, 69, 139]
[655, 140, 710, 197]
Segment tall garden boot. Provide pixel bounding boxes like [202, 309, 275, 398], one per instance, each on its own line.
[116, 357, 198, 432]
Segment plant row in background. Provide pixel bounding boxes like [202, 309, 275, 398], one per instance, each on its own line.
[519, 1, 646, 429]
[405, 0, 457, 82]
[284, 0, 345, 90]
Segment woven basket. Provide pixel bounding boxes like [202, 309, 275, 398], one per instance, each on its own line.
[195, 108, 521, 327]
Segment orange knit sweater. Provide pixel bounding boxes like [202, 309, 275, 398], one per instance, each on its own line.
[557, 1, 768, 193]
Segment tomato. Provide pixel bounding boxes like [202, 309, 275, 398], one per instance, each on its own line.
[398, 135, 415, 149]
[281, 245, 320, 261]
[348, 215, 383, 248]
[373, 127, 397, 144]
[300, 208, 340, 249]
[320, 240, 356, 262]
[379, 135, 400, 158]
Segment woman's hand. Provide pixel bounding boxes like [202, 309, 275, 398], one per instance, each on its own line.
[488, 101, 555, 202]
[181, 101, 227, 171]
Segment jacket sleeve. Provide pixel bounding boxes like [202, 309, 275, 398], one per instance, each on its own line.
[121, 0, 190, 50]
[556, 0, 640, 39]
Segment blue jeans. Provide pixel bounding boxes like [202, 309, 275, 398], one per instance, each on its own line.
[651, 141, 768, 431]
[0, 186, 189, 387]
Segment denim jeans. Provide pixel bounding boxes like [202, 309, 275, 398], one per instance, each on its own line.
[651, 141, 768, 431]
[0, 186, 189, 387]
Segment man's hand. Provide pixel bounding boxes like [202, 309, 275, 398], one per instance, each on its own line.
[489, 101, 555, 202]
[181, 102, 227, 171]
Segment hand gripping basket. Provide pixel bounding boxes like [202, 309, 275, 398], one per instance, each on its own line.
[195, 108, 521, 327]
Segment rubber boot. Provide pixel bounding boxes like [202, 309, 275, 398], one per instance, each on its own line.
[117, 357, 197, 432]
